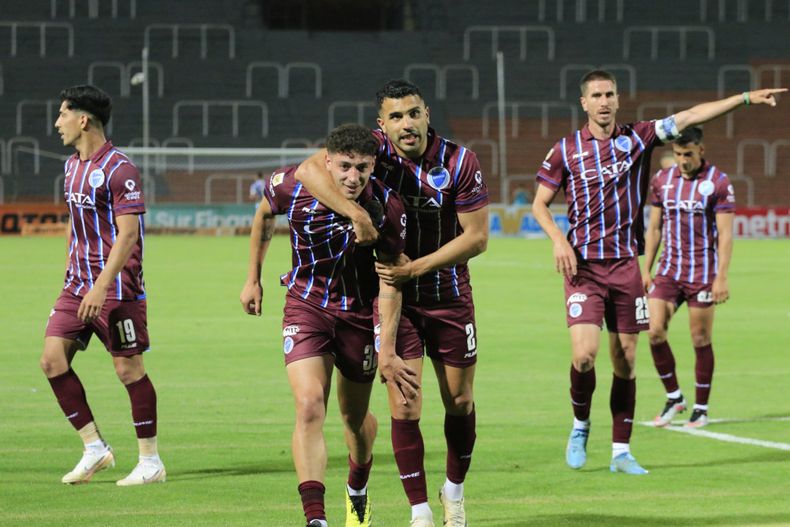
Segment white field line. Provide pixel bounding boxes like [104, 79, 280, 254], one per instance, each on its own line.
[639, 416, 790, 451]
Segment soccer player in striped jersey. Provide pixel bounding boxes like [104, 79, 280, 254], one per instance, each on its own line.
[40, 85, 164, 486]
[533, 70, 784, 475]
[295, 80, 488, 527]
[643, 127, 735, 428]
[240, 124, 411, 527]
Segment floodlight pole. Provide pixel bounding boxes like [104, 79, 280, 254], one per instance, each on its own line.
[496, 51, 508, 204]
[142, 46, 150, 187]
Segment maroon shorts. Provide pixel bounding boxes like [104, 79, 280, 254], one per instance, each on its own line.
[45, 291, 150, 356]
[375, 293, 478, 368]
[648, 274, 714, 308]
[282, 298, 377, 383]
[564, 257, 648, 333]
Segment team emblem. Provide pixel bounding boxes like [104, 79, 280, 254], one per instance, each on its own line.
[271, 172, 284, 187]
[698, 180, 715, 197]
[88, 169, 105, 188]
[426, 166, 450, 190]
[569, 303, 583, 318]
[614, 136, 632, 153]
[374, 335, 381, 352]
[125, 179, 136, 191]
[283, 336, 294, 354]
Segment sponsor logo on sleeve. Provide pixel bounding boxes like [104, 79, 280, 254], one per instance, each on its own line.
[474, 170, 483, 184]
[125, 179, 136, 191]
[698, 180, 715, 197]
[123, 179, 141, 200]
[88, 169, 105, 188]
[283, 325, 300, 337]
[569, 303, 583, 318]
[283, 336, 295, 354]
[566, 292, 588, 304]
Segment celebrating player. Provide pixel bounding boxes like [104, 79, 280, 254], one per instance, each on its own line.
[295, 80, 488, 527]
[41, 84, 165, 486]
[533, 70, 784, 474]
[240, 124, 412, 527]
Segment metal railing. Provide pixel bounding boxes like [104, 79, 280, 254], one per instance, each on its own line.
[246, 61, 322, 98]
[327, 101, 377, 133]
[143, 23, 235, 59]
[482, 101, 579, 138]
[0, 21, 74, 57]
[463, 25, 555, 61]
[623, 25, 715, 60]
[51, 0, 136, 19]
[404, 63, 479, 100]
[172, 100, 268, 137]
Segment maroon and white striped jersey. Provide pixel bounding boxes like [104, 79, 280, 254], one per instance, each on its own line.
[537, 119, 681, 260]
[62, 141, 146, 300]
[372, 128, 489, 306]
[265, 165, 406, 313]
[650, 162, 735, 284]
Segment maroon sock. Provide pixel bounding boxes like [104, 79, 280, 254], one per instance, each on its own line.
[124, 374, 157, 438]
[610, 374, 636, 443]
[347, 454, 373, 491]
[391, 418, 427, 505]
[47, 368, 94, 430]
[650, 340, 680, 393]
[694, 344, 715, 406]
[444, 408, 476, 484]
[570, 366, 596, 421]
[298, 480, 326, 522]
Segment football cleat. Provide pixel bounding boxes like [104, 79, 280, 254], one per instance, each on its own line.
[610, 452, 649, 475]
[654, 396, 687, 427]
[565, 427, 589, 469]
[116, 457, 166, 486]
[307, 521, 326, 527]
[685, 408, 709, 428]
[439, 488, 467, 527]
[345, 488, 371, 527]
[61, 445, 115, 484]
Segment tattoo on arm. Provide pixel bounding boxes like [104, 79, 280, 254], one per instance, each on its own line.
[261, 219, 275, 241]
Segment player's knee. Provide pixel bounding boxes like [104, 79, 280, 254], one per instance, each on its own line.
[339, 407, 369, 432]
[294, 393, 327, 426]
[691, 332, 711, 348]
[446, 392, 474, 415]
[573, 355, 596, 372]
[647, 326, 667, 345]
[39, 356, 66, 377]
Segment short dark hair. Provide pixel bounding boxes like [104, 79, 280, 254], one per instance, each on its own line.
[675, 126, 703, 146]
[326, 123, 378, 157]
[60, 85, 112, 127]
[579, 70, 617, 96]
[375, 79, 423, 109]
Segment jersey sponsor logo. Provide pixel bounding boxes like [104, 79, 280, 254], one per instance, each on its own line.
[66, 192, 96, 209]
[661, 183, 674, 190]
[569, 303, 583, 318]
[301, 206, 319, 215]
[426, 166, 450, 190]
[88, 169, 105, 188]
[303, 222, 352, 235]
[727, 184, 734, 195]
[124, 191, 142, 201]
[567, 292, 587, 304]
[698, 180, 715, 197]
[283, 336, 295, 354]
[663, 199, 705, 212]
[124, 179, 136, 191]
[399, 471, 422, 480]
[614, 136, 632, 153]
[572, 151, 590, 159]
[474, 170, 483, 184]
[283, 325, 300, 337]
[579, 159, 633, 180]
[405, 196, 441, 210]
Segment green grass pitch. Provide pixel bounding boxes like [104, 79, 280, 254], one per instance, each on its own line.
[1, 236, 789, 526]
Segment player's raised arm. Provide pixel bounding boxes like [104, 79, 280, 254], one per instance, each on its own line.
[294, 149, 378, 245]
[532, 184, 577, 279]
[673, 88, 787, 132]
[240, 197, 275, 316]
